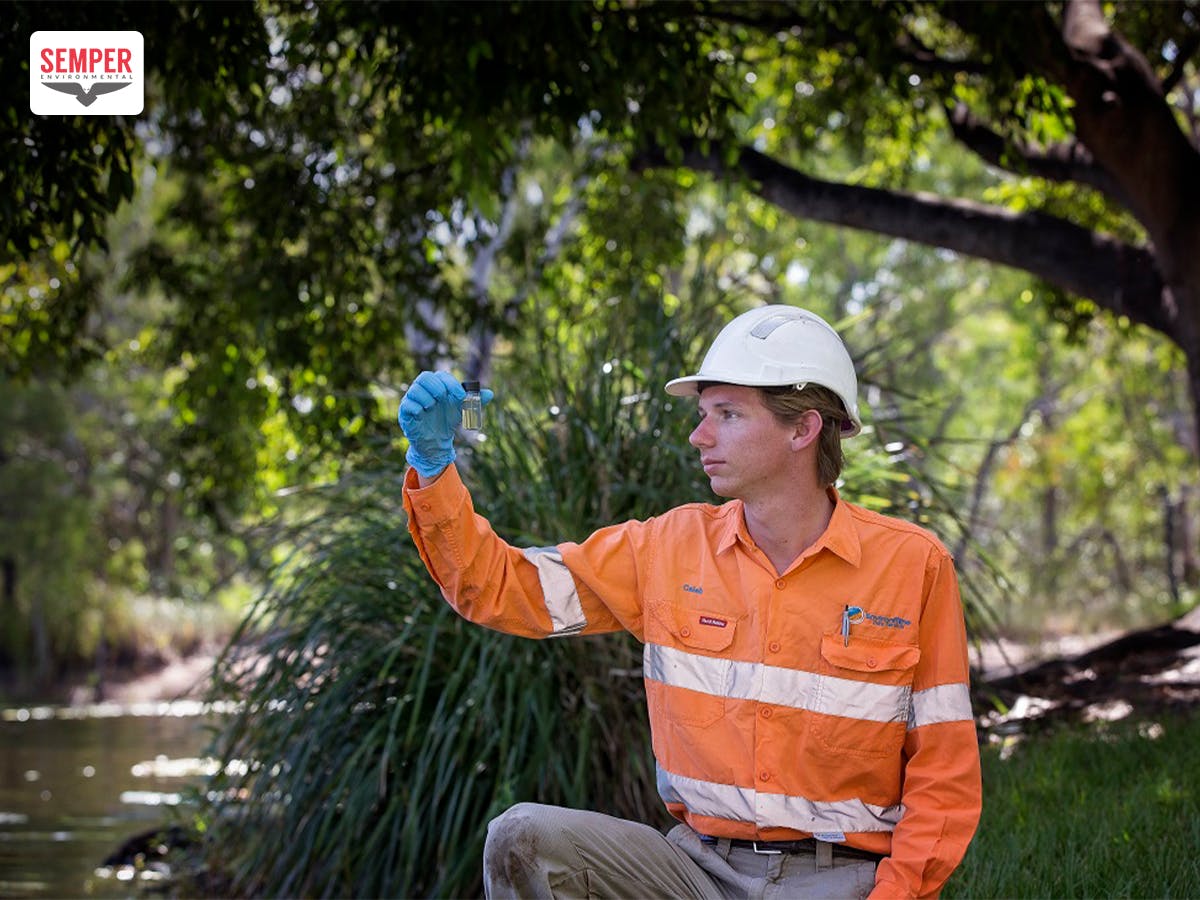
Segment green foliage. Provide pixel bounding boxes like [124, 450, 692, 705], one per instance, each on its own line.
[0, 378, 95, 672]
[0, 366, 244, 683]
[0, 0, 266, 259]
[197, 263, 953, 896]
[0, 5, 1195, 856]
[198, 303, 717, 897]
[947, 714, 1200, 898]
[8, 0, 1193, 542]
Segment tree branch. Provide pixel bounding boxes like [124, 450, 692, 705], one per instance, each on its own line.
[635, 142, 1175, 341]
[945, 102, 1129, 205]
[893, 25, 991, 78]
[949, 0, 1200, 262]
[1162, 29, 1200, 94]
[692, 5, 989, 77]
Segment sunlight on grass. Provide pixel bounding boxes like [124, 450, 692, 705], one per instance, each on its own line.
[946, 714, 1200, 898]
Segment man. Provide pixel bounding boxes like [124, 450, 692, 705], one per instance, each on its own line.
[400, 305, 981, 899]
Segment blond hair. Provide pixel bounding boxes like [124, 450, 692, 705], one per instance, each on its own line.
[759, 384, 847, 487]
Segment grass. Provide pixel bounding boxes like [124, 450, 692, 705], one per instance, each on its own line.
[946, 713, 1200, 898]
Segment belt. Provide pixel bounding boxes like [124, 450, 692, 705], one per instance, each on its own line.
[700, 835, 884, 863]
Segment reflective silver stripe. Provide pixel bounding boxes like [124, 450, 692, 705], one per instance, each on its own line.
[645, 642, 735, 696]
[645, 644, 911, 723]
[908, 682, 973, 729]
[521, 547, 586, 637]
[657, 765, 902, 834]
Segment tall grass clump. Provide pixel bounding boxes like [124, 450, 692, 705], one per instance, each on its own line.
[199, 470, 662, 897]
[946, 714, 1200, 898]
[195, 299, 724, 897]
[195, 293, 984, 897]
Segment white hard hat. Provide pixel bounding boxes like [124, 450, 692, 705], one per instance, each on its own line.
[665, 305, 862, 436]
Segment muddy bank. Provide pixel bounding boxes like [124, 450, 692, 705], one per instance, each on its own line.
[0, 646, 223, 708]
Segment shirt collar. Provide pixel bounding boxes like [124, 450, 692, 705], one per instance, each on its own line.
[716, 500, 748, 555]
[820, 486, 862, 567]
[715, 488, 862, 567]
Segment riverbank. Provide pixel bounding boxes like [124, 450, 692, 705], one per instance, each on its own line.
[68, 648, 221, 706]
[0, 645, 225, 710]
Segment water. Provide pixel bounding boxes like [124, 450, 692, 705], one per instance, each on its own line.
[0, 701, 217, 899]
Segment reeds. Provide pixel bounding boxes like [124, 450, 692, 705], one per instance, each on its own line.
[196, 299, 977, 897]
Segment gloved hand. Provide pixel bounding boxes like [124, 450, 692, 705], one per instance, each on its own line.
[398, 371, 494, 478]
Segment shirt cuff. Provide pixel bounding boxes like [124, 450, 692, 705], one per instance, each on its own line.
[867, 874, 916, 900]
[402, 463, 465, 521]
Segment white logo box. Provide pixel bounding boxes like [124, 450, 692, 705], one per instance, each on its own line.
[30, 31, 144, 116]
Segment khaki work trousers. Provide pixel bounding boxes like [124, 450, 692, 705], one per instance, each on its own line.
[483, 803, 878, 900]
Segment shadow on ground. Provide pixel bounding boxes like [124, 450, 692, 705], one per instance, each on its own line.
[975, 606, 1200, 734]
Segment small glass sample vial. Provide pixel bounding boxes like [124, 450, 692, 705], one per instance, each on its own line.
[460, 380, 483, 431]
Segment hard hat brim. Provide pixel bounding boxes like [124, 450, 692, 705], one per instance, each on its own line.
[664, 373, 863, 437]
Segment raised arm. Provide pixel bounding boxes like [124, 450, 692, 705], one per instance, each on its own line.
[399, 371, 639, 639]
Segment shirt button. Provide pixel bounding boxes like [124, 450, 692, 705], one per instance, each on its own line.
[768, 640, 781, 653]
[760, 707, 773, 719]
[867, 657, 878, 668]
[420, 503, 432, 512]
[759, 770, 771, 782]
[775, 579, 786, 590]
[681, 626, 692, 638]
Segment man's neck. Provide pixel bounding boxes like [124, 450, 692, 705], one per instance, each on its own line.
[743, 482, 835, 576]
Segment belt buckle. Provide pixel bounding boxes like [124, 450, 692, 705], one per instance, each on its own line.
[752, 841, 783, 855]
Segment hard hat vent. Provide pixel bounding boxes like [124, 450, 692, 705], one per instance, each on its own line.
[749, 314, 793, 339]
[664, 304, 863, 437]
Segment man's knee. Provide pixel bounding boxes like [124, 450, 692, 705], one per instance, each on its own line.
[484, 802, 567, 895]
[486, 803, 544, 859]
[484, 811, 554, 883]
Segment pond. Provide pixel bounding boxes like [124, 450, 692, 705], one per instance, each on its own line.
[0, 700, 218, 899]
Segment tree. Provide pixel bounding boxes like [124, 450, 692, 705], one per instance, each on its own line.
[346, 0, 1198, 448]
[646, 0, 1200, 447]
[5, 1, 1196, 499]
[0, 1, 265, 259]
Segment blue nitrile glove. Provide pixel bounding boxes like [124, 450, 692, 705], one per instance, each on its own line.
[398, 371, 494, 478]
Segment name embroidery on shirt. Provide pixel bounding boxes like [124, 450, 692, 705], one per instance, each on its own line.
[698, 615, 728, 628]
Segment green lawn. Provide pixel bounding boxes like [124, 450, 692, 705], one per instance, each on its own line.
[945, 712, 1200, 898]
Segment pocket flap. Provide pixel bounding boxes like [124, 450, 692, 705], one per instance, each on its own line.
[650, 599, 737, 653]
[820, 633, 920, 674]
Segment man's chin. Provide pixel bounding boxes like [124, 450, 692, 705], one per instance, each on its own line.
[707, 477, 735, 499]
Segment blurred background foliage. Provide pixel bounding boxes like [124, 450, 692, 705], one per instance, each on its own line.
[1, 0, 1197, 894]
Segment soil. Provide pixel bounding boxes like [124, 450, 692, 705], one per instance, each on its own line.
[83, 650, 219, 705]
[974, 606, 1200, 733]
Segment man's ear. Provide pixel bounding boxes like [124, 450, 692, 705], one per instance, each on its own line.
[791, 409, 824, 451]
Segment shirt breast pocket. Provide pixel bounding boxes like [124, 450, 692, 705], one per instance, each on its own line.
[645, 598, 738, 727]
[813, 634, 920, 758]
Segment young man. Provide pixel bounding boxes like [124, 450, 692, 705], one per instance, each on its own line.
[400, 305, 981, 899]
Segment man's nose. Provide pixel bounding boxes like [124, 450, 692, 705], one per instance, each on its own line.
[689, 419, 712, 448]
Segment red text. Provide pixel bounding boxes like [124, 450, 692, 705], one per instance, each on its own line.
[40, 47, 133, 75]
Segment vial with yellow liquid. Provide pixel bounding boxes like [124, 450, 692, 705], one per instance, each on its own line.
[461, 380, 483, 431]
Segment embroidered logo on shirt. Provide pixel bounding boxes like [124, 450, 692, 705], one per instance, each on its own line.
[850, 605, 912, 629]
[698, 615, 727, 628]
[683, 583, 704, 594]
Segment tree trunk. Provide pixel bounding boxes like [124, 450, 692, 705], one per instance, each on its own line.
[1, 556, 13, 610]
[0, 556, 14, 669]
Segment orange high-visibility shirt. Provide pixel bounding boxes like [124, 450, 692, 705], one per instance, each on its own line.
[404, 465, 981, 899]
